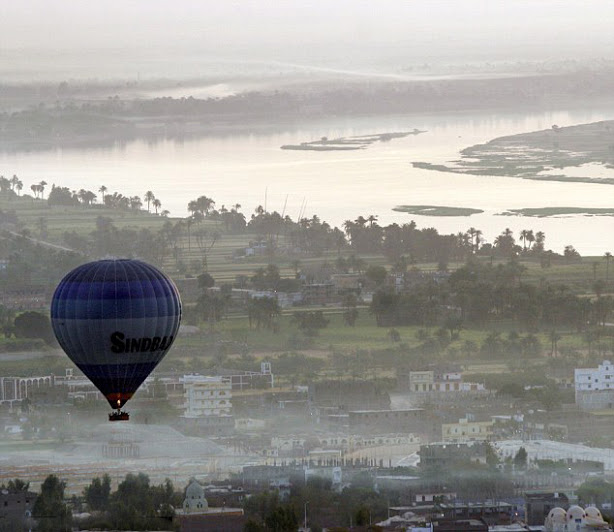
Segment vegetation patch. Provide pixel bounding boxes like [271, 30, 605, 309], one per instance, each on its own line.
[281, 130, 425, 151]
[413, 120, 614, 185]
[393, 205, 484, 217]
[499, 207, 614, 217]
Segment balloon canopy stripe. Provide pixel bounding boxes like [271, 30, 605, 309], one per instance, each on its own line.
[51, 279, 176, 300]
[77, 361, 158, 398]
[52, 296, 178, 319]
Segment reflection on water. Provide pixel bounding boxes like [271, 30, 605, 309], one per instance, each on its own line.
[0, 108, 612, 255]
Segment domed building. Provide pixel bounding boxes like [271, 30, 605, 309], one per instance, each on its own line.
[584, 506, 610, 530]
[182, 478, 208, 514]
[545, 507, 566, 531]
[544, 505, 611, 531]
[566, 505, 587, 531]
[176, 478, 245, 531]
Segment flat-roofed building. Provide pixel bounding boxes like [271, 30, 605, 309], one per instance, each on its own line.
[181, 375, 232, 418]
[442, 417, 494, 443]
[575, 360, 614, 410]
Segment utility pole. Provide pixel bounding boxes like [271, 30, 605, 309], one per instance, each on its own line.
[304, 500, 309, 531]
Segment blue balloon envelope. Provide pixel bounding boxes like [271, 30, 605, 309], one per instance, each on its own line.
[51, 259, 182, 412]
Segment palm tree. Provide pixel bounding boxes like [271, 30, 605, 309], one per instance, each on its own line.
[494, 228, 516, 257]
[98, 185, 107, 204]
[185, 217, 193, 252]
[342, 220, 354, 237]
[129, 196, 142, 211]
[144, 191, 155, 212]
[534, 231, 546, 252]
[195, 195, 215, 216]
[38, 181, 47, 199]
[465, 227, 483, 254]
[78, 189, 96, 205]
[474, 229, 483, 254]
[520, 229, 529, 251]
[187, 200, 198, 216]
[15, 180, 23, 196]
[605, 252, 612, 285]
[152, 198, 161, 214]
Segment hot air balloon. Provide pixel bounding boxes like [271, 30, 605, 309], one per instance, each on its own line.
[51, 259, 182, 421]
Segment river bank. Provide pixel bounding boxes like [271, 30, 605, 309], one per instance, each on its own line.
[413, 120, 614, 185]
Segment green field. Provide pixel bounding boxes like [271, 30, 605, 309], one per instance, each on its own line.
[0, 192, 612, 383]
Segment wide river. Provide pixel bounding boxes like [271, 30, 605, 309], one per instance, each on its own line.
[1, 107, 613, 255]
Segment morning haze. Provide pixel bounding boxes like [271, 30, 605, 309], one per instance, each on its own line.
[2, 1, 612, 80]
[1, 2, 613, 531]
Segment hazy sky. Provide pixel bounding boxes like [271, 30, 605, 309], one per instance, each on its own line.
[2, 1, 613, 80]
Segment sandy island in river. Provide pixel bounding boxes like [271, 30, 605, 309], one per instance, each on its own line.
[412, 120, 614, 185]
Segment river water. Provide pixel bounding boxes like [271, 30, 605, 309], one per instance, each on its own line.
[1, 107, 612, 255]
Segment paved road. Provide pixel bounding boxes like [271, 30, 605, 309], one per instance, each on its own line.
[3, 229, 80, 253]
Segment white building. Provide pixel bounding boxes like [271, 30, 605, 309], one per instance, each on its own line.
[180, 375, 232, 418]
[575, 360, 614, 391]
[496, 439, 614, 471]
[408, 370, 486, 394]
[575, 360, 614, 410]
[442, 417, 494, 443]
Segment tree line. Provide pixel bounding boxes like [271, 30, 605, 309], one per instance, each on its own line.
[4, 473, 180, 532]
[3, 177, 609, 275]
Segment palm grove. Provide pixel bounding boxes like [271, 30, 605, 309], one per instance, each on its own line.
[0, 179, 612, 365]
